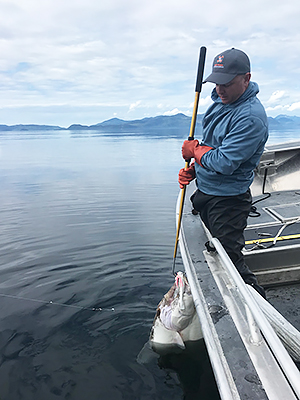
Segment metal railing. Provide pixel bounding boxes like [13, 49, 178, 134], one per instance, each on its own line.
[210, 236, 300, 398]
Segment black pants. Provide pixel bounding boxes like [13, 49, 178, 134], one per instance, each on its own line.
[191, 189, 265, 297]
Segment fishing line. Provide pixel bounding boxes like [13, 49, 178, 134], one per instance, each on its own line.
[0, 292, 115, 312]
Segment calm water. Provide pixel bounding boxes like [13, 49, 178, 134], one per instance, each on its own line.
[0, 128, 299, 400]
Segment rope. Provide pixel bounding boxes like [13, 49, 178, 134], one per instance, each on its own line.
[245, 218, 300, 250]
[0, 293, 115, 312]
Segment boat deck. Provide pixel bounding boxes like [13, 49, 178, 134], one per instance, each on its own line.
[267, 283, 300, 336]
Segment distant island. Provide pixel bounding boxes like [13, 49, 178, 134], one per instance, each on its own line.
[1, 113, 300, 137]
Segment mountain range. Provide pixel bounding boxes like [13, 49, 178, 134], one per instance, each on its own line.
[1, 113, 300, 136]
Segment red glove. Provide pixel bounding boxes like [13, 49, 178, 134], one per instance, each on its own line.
[182, 140, 213, 167]
[178, 162, 196, 189]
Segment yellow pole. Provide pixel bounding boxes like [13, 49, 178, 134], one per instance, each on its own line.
[172, 47, 206, 275]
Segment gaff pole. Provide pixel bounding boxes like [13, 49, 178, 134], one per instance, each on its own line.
[172, 46, 206, 275]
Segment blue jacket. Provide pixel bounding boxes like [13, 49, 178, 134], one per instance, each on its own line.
[195, 81, 268, 196]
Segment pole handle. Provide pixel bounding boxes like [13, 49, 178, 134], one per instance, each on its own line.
[188, 46, 206, 141]
[195, 46, 207, 93]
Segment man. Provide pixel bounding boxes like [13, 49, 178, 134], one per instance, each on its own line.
[179, 48, 268, 297]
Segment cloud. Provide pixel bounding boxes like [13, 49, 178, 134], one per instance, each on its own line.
[163, 108, 183, 116]
[1, 0, 300, 125]
[198, 96, 213, 108]
[288, 102, 300, 111]
[267, 90, 287, 104]
[265, 91, 300, 116]
[129, 100, 142, 112]
[265, 105, 289, 113]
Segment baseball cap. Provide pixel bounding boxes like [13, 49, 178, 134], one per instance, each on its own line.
[204, 48, 250, 85]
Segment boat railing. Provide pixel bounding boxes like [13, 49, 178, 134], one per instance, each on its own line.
[178, 227, 241, 400]
[207, 234, 300, 398]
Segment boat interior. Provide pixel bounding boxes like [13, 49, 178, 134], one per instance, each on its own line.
[244, 141, 300, 286]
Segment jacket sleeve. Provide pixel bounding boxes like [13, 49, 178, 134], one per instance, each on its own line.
[201, 116, 268, 175]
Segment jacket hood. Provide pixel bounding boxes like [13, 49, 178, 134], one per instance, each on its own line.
[211, 81, 259, 105]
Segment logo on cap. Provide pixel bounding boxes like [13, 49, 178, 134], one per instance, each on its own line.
[214, 55, 224, 69]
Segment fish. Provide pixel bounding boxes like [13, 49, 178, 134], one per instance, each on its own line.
[150, 271, 203, 355]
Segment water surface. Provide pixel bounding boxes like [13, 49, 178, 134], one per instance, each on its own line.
[0, 128, 299, 399]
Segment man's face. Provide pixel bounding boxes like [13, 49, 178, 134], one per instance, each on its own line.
[215, 73, 251, 104]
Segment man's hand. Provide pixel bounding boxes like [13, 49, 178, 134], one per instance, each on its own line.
[178, 163, 196, 189]
[182, 140, 213, 167]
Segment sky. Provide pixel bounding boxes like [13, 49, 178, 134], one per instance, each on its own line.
[1, 0, 300, 127]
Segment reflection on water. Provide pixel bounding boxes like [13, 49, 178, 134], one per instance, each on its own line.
[0, 129, 299, 399]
